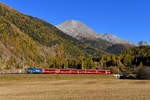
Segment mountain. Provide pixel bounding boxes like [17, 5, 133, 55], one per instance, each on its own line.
[138, 41, 149, 46]
[0, 2, 108, 70]
[57, 20, 133, 54]
[57, 20, 99, 39]
[99, 33, 137, 46]
[57, 20, 136, 45]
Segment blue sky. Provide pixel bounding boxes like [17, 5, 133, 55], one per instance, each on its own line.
[1, 0, 150, 44]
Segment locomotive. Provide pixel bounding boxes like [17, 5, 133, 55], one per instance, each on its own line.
[27, 68, 111, 74]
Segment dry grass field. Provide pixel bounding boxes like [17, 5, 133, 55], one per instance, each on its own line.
[0, 74, 150, 100]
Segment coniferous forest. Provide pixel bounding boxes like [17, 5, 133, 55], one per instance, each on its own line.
[0, 2, 150, 73]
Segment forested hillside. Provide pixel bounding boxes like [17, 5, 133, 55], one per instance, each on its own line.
[0, 2, 107, 70]
[81, 38, 132, 54]
[106, 44, 132, 54]
[94, 46, 150, 73]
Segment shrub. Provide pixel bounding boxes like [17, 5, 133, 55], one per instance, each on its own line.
[136, 66, 150, 80]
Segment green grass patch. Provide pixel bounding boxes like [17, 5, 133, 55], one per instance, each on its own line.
[0, 74, 115, 82]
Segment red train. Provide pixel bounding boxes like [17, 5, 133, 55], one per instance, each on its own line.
[27, 68, 111, 74]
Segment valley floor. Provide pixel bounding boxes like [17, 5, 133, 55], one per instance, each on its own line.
[0, 74, 150, 100]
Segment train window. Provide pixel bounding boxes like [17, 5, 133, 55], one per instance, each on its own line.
[101, 71, 106, 73]
[88, 71, 96, 72]
[71, 70, 76, 71]
[45, 69, 56, 71]
[60, 70, 70, 71]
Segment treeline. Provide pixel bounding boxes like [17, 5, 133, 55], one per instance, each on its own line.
[94, 46, 150, 73]
[2, 46, 150, 75]
[46, 57, 96, 69]
[26, 46, 150, 73]
[1, 57, 96, 71]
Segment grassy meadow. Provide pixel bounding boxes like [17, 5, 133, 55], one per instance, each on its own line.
[0, 74, 150, 100]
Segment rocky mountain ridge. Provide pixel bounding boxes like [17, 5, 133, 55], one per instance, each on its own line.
[58, 20, 147, 46]
[138, 41, 149, 46]
[57, 20, 136, 54]
[57, 20, 99, 39]
[98, 33, 137, 46]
